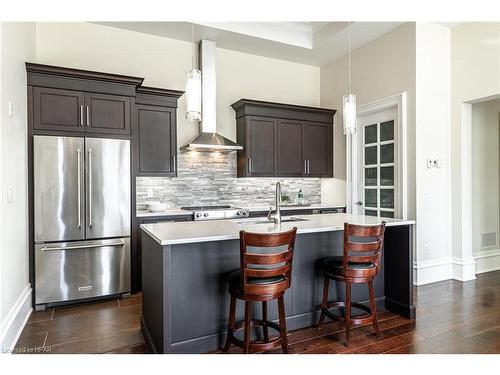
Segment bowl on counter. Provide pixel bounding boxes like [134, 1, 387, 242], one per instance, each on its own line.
[147, 202, 168, 212]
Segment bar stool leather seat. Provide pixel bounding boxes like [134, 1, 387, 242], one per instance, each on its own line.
[323, 256, 375, 271]
[228, 269, 286, 286]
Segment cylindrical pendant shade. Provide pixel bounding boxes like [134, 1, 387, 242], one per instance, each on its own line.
[343, 93, 357, 135]
[185, 69, 202, 121]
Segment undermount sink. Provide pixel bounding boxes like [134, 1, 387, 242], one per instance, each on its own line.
[236, 217, 309, 225]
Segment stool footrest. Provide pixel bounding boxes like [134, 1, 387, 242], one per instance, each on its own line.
[322, 301, 374, 325]
[227, 319, 284, 352]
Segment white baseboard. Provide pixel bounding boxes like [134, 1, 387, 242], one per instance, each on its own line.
[452, 256, 476, 281]
[413, 257, 476, 285]
[413, 258, 452, 285]
[474, 249, 500, 274]
[0, 284, 32, 353]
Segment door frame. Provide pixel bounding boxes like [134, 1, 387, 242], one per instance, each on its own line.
[347, 92, 408, 220]
[460, 93, 500, 278]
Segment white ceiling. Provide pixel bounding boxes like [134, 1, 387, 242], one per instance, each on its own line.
[94, 21, 405, 66]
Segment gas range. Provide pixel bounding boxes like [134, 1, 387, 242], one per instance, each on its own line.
[181, 205, 250, 221]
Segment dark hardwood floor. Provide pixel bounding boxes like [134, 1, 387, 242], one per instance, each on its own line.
[14, 270, 500, 354]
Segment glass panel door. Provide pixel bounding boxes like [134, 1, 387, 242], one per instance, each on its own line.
[358, 110, 398, 218]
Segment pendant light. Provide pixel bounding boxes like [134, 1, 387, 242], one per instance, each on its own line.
[343, 22, 357, 135]
[185, 23, 202, 122]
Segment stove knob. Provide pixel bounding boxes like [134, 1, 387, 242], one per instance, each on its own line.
[236, 211, 242, 216]
[243, 210, 249, 216]
[203, 212, 209, 218]
[196, 213, 202, 218]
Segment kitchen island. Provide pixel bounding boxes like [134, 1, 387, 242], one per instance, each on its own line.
[140, 213, 415, 353]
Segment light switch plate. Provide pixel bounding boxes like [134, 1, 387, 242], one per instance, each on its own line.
[8, 101, 13, 117]
[7, 188, 14, 203]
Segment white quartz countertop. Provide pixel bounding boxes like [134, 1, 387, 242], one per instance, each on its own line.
[244, 203, 345, 211]
[136, 208, 192, 218]
[136, 203, 346, 218]
[140, 213, 415, 246]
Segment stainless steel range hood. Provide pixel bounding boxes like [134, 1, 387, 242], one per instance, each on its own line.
[180, 39, 242, 152]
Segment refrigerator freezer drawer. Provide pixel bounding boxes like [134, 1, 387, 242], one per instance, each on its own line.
[35, 238, 131, 305]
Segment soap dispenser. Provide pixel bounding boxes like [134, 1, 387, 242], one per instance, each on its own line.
[298, 189, 304, 205]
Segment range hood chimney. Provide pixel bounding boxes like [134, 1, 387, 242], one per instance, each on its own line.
[180, 39, 243, 152]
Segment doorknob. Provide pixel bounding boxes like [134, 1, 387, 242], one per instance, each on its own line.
[355, 201, 363, 206]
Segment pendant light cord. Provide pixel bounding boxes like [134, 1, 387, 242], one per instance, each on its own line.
[348, 21, 352, 95]
[191, 23, 195, 70]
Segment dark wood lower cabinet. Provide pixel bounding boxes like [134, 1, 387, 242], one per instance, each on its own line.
[248, 207, 346, 218]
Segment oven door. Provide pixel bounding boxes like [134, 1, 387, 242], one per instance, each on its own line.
[35, 238, 130, 306]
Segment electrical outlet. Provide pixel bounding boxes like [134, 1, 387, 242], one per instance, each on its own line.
[426, 159, 439, 169]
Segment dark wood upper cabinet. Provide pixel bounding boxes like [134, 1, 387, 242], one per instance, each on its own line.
[137, 106, 174, 174]
[246, 116, 277, 176]
[232, 99, 336, 178]
[27, 62, 143, 138]
[303, 121, 332, 177]
[134, 87, 184, 177]
[85, 92, 130, 135]
[33, 87, 85, 132]
[277, 119, 304, 176]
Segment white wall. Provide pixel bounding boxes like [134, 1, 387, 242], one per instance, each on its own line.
[450, 23, 500, 270]
[0, 22, 36, 351]
[414, 23, 452, 285]
[320, 23, 416, 218]
[35, 22, 321, 146]
[471, 99, 500, 273]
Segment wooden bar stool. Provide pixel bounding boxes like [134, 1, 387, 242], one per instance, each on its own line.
[318, 222, 386, 346]
[222, 227, 297, 354]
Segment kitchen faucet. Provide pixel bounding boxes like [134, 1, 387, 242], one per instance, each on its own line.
[267, 181, 282, 224]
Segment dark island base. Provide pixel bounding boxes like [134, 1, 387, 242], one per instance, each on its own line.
[141, 225, 414, 353]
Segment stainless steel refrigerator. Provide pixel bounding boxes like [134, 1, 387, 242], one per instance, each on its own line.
[33, 136, 131, 309]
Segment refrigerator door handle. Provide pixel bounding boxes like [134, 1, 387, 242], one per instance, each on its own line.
[41, 241, 125, 252]
[88, 148, 93, 228]
[77, 149, 82, 228]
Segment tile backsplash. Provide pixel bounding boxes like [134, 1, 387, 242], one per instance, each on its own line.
[136, 151, 321, 208]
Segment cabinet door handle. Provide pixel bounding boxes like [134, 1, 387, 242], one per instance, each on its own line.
[172, 155, 176, 173]
[80, 105, 84, 126]
[307, 160, 310, 175]
[248, 158, 252, 174]
[304, 160, 307, 174]
[86, 106, 90, 127]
